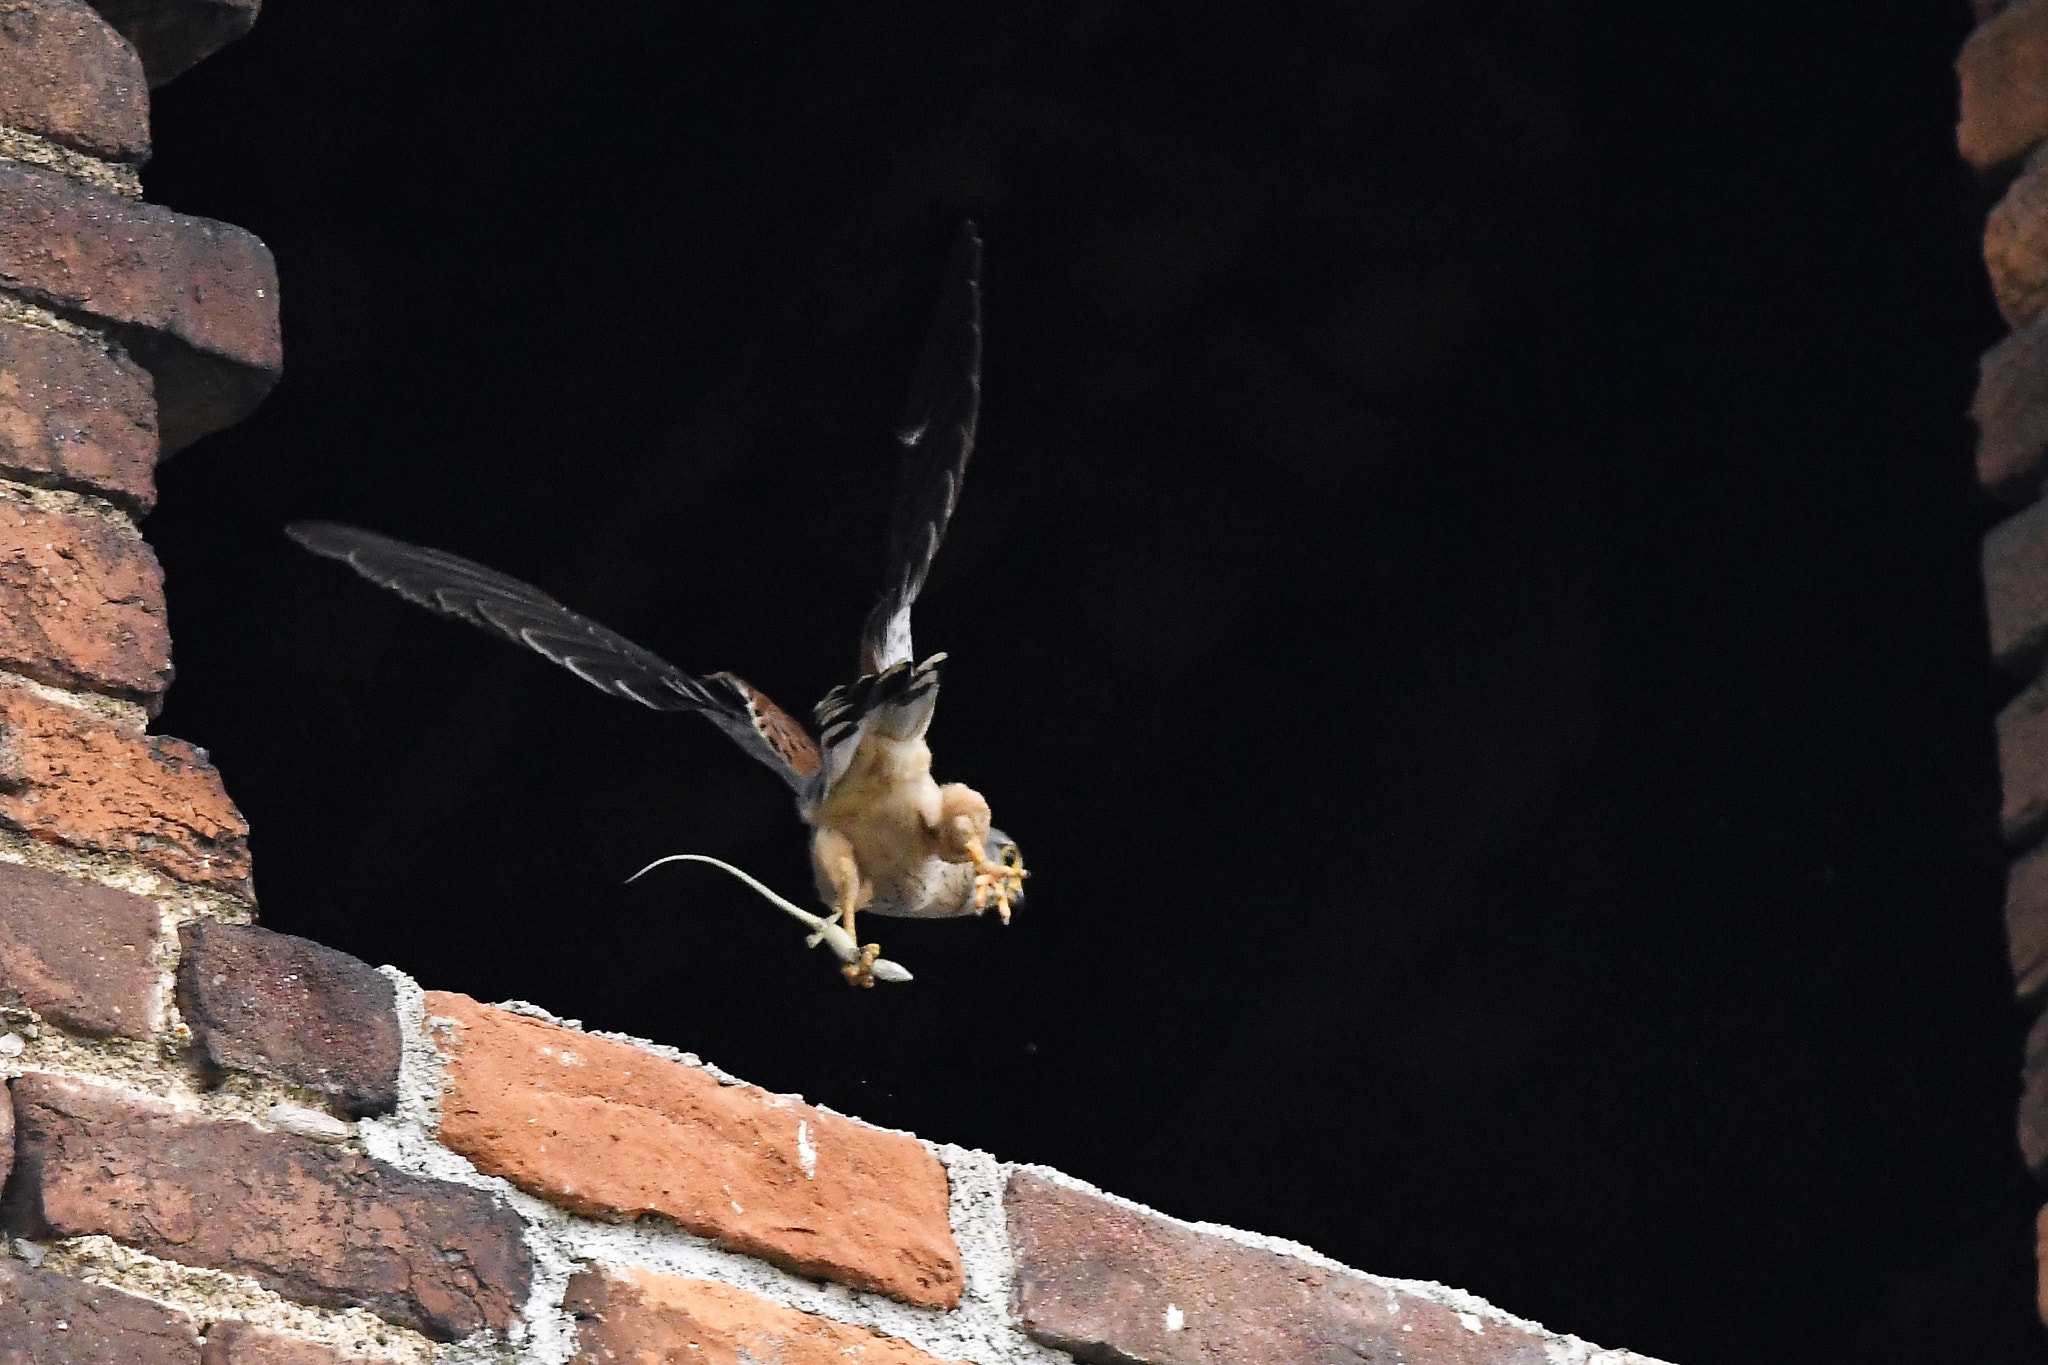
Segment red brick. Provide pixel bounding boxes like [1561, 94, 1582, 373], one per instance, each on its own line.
[1962, 0, 2048, 171]
[1990, 151, 2048, 327]
[3, 1071, 532, 1341]
[0, 1257, 202, 1362]
[0, 0, 149, 161]
[425, 991, 962, 1310]
[88, 0, 258, 88]
[1007, 1171, 1590, 1365]
[564, 1267, 967, 1365]
[1975, 314, 2048, 502]
[200, 1320, 376, 1365]
[0, 160, 278, 452]
[1999, 676, 2048, 845]
[0, 498, 170, 707]
[2012, 843, 2048, 1002]
[0, 318, 158, 512]
[1986, 499, 2048, 672]
[0, 684, 251, 895]
[0, 856, 159, 1036]
[177, 921, 399, 1116]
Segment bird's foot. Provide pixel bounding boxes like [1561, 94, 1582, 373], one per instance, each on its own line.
[841, 942, 882, 988]
[969, 840, 1028, 923]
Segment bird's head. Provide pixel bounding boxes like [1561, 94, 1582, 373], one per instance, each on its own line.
[985, 825, 1026, 911]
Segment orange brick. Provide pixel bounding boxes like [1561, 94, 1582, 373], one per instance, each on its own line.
[0, 498, 172, 707]
[0, 682, 250, 894]
[1962, 0, 2048, 171]
[565, 1267, 968, 1365]
[424, 992, 961, 1309]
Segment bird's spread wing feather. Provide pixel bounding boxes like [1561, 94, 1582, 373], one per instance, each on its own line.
[814, 653, 945, 792]
[286, 521, 822, 795]
[860, 222, 983, 675]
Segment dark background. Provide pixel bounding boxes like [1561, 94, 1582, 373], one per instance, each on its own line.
[126, 1, 2029, 1359]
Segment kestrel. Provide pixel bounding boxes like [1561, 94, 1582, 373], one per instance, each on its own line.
[288, 223, 1025, 986]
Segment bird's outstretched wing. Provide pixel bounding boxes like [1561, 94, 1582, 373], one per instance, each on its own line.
[860, 222, 983, 675]
[814, 652, 945, 792]
[286, 521, 822, 795]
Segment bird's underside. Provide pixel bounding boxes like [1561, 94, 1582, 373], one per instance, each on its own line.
[288, 222, 1024, 986]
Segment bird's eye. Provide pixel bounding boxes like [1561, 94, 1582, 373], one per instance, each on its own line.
[1000, 843, 1022, 867]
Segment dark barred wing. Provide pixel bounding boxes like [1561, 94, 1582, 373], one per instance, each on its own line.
[815, 653, 945, 792]
[860, 222, 983, 675]
[287, 521, 822, 795]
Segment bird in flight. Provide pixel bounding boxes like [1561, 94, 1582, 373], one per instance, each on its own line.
[289, 223, 1025, 986]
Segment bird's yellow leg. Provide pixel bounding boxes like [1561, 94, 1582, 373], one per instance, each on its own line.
[811, 827, 880, 987]
[965, 837, 1028, 922]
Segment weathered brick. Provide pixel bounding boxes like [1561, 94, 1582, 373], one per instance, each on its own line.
[0, 318, 157, 512]
[88, 0, 258, 88]
[1990, 149, 2048, 328]
[1975, 313, 2048, 502]
[1962, 0, 2048, 171]
[0, 684, 251, 895]
[425, 991, 962, 1310]
[1008, 1171, 1597, 1365]
[565, 1267, 967, 1365]
[200, 1320, 375, 1365]
[0, 855, 159, 1036]
[3, 1072, 531, 1340]
[177, 921, 399, 1116]
[2039, 1204, 2048, 1328]
[0, 1077, 12, 1190]
[0, 498, 170, 707]
[2000, 676, 2048, 845]
[2013, 843, 2048, 1002]
[0, 160, 278, 452]
[2025, 1010, 2048, 1179]
[0, 1257, 203, 1362]
[1987, 499, 2048, 672]
[0, 0, 149, 161]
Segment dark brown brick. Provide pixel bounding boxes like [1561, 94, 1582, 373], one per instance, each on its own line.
[1987, 500, 2048, 672]
[0, 0, 149, 161]
[1962, 0, 2048, 172]
[0, 1257, 202, 1362]
[2026, 1010, 2048, 1179]
[200, 1320, 372, 1365]
[177, 922, 399, 1117]
[0, 319, 157, 512]
[1007, 1171, 1577, 1365]
[1974, 314, 2048, 502]
[87, 0, 257, 88]
[2038, 1204, 2048, 1328]
[0, 856, 159, 1037]
[0, 161, 278, 453]
[0, 684, 251, 896]
[3, 1072, 532, 1341]
[2000, 677, 2048, 845]
[2012, 842, 2048, 1003]
[0, 499, 170, 708]
[1991, 150, 2048, 328]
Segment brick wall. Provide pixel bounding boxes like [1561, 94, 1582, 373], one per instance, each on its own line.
[1963, 0, 2048, 1333]
[0, 4, 1674, 1362]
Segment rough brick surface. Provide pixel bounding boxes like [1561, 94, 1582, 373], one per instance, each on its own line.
[0, 319, 157, 512]
[2023, 1009, 2048, 1180]
[0, 0, 149, 160]
[0, 498, 170, 707]
[0, 684, 251, 894]
[1987, 500, 2048, 671]
[2039, 1204, 2048, 1329]
[0, 855, 159, 1036]
[1962, 0, 2048, 171]
[2013, 842, 2048, 1002]
[1975, 313, 2048, 501]
[0, 160, 278, 452]
[0, 1257, 202, 1362]
[1990, 151, 2048, 327]
[1999, 677, 2048, 845]
[3, 1072, 531, 1340]
[565, 1267, 967, 1365]
[425, 991, 962, 1310]
[200, 1320, 372, 1365]
[176, 921, 399, 1116]
[1008, 1171, 1579, 1365]
[88, 0, 258, 88]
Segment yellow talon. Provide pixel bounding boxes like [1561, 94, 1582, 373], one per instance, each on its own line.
[967, 839, 1028, 923]
[840, 942, 881, 988]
